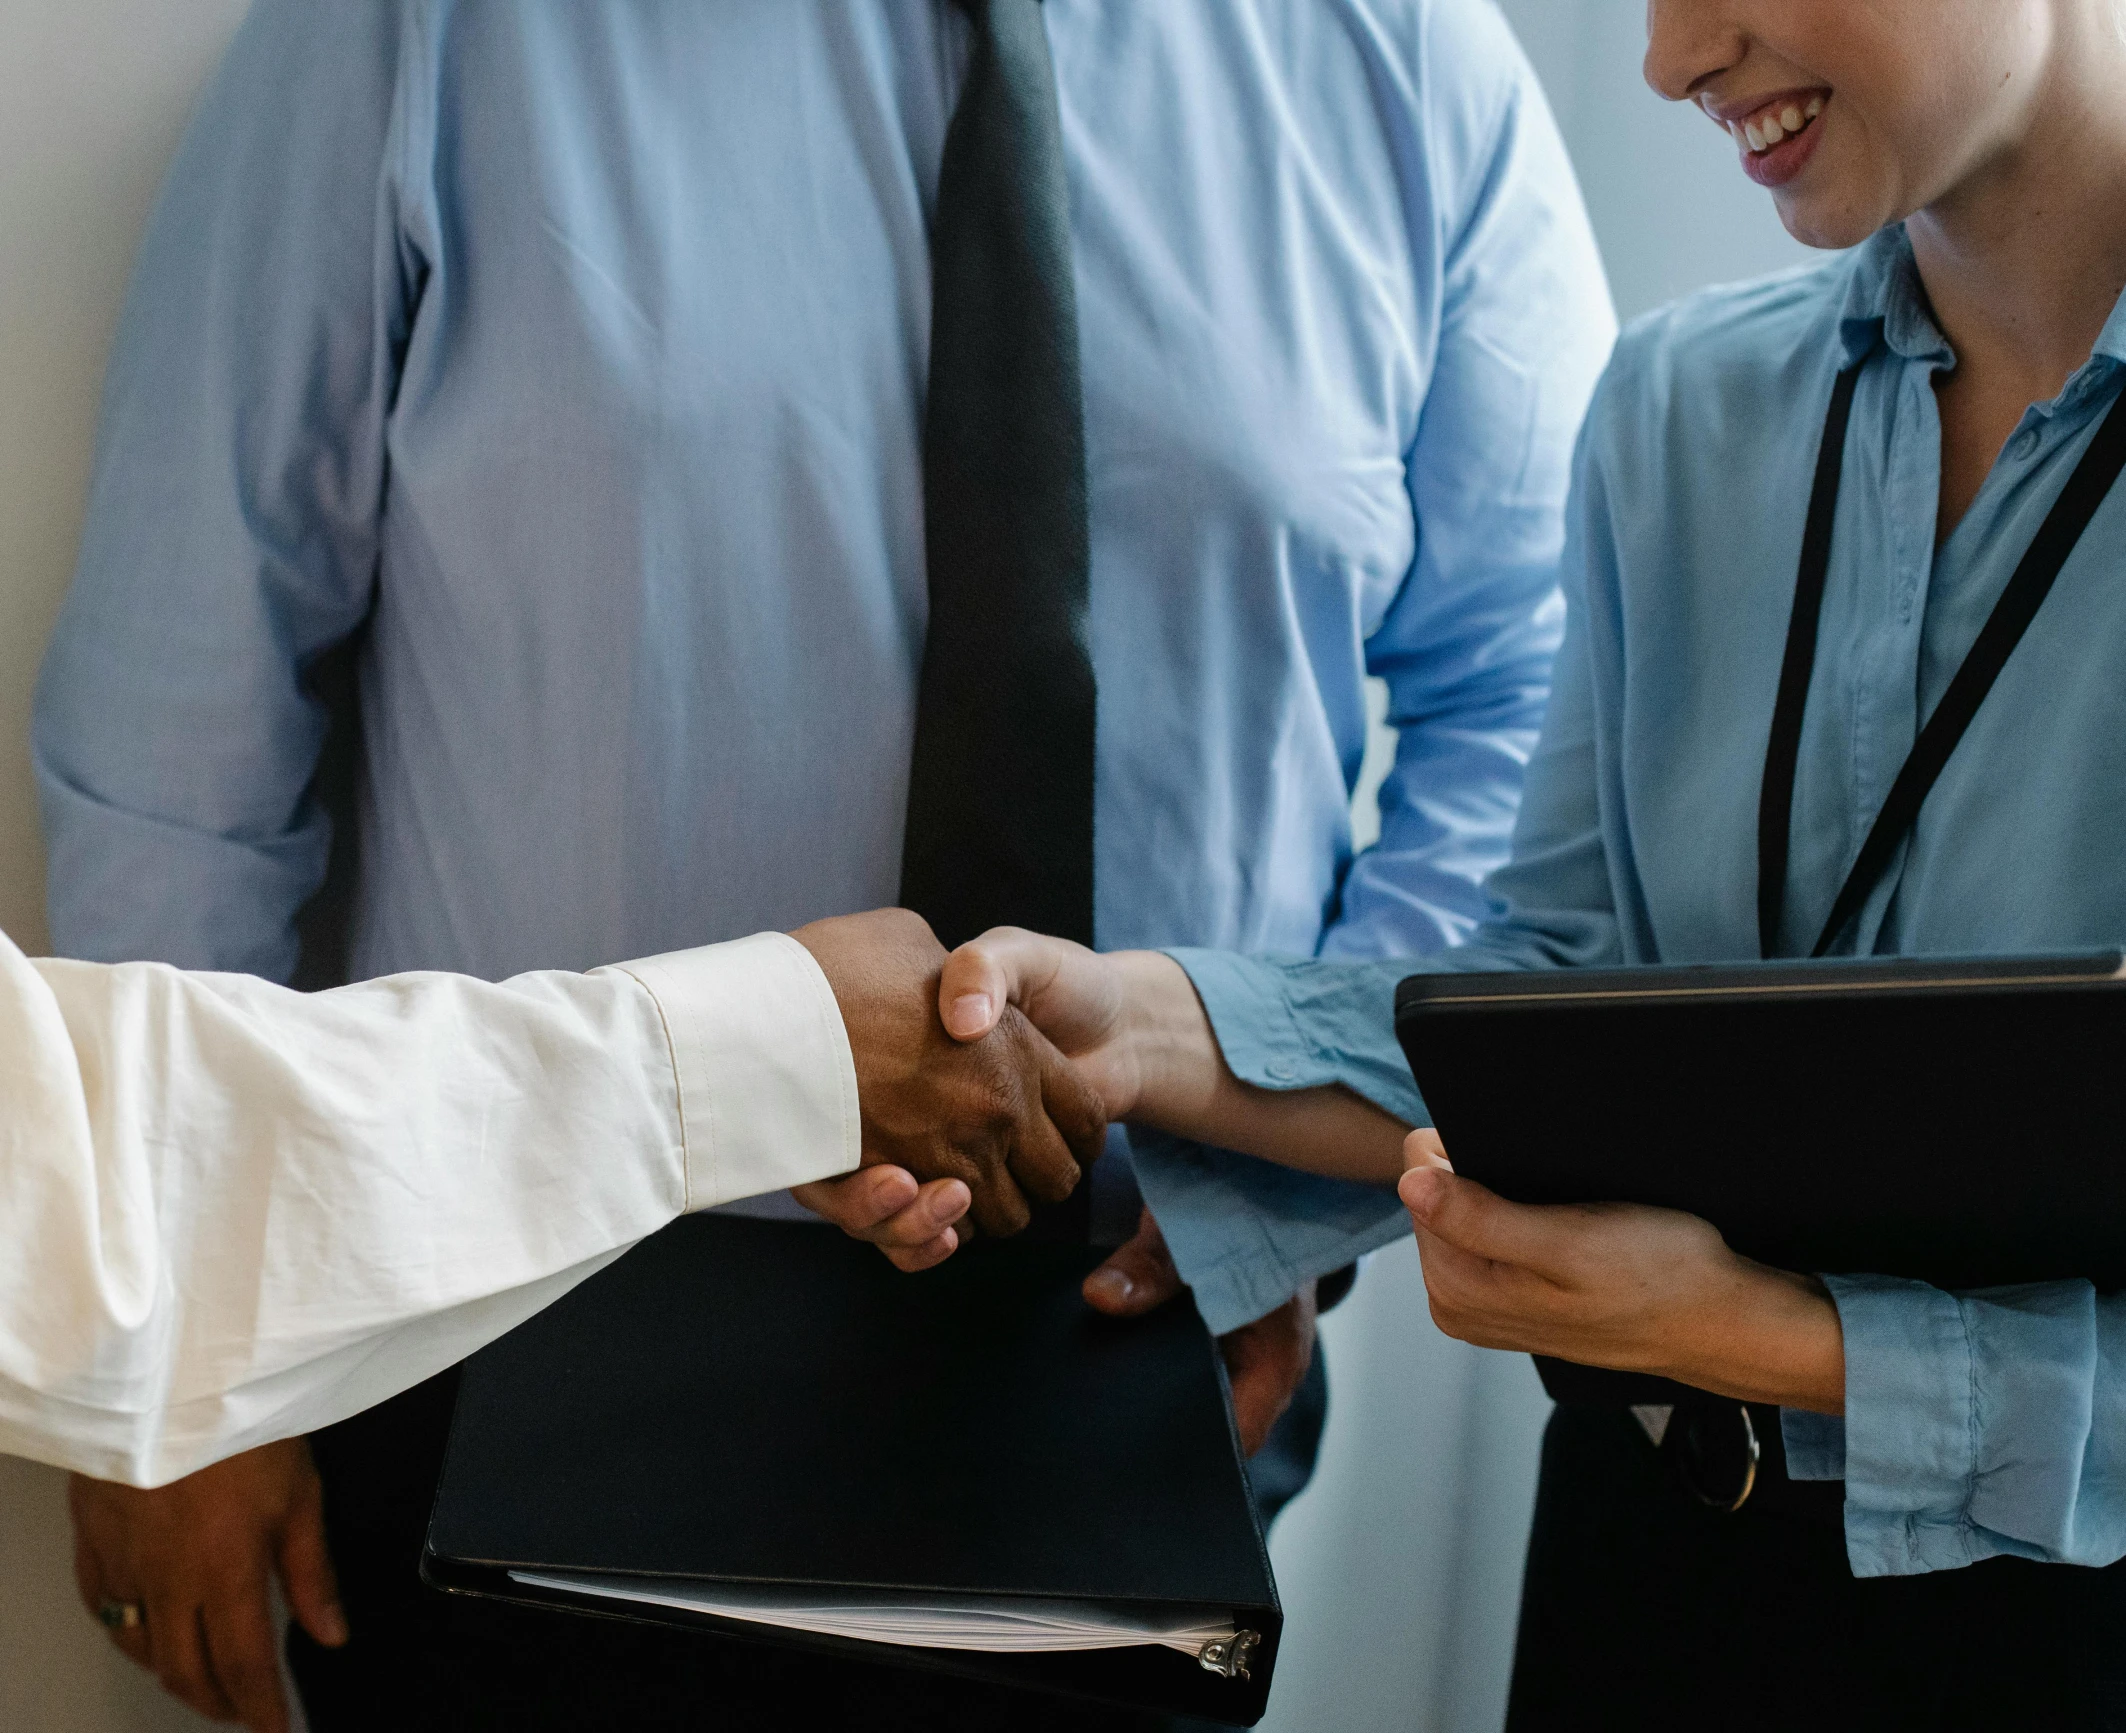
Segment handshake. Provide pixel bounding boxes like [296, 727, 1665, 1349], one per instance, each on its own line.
[786, 907, 1139, 1271]
[784, 909, 1411, 1456]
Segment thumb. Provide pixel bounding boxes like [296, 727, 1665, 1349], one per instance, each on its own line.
[938, 934, 1017, 1042]
[1402, 1127, 1450, 1172]
[278, 1472, 348, 1649]
[1399, 1166, 1577, 1273]
[1082, 1207, 1184, 1316]
[939, 926, 1100, 1043]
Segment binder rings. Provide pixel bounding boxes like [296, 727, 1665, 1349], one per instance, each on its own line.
[1394, 950, 2126, 1404]
[423, 1213, 1282, 1722]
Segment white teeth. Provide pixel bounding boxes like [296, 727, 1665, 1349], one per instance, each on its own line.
[1736, 96, 1827, 154]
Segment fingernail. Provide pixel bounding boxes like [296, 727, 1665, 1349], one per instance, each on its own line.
[931, 1180, 971, 1224]
[1085, 1269, 1134, 1307]
[319, 1604, 350, 1647]
[945, 993, 994, 1038]
[1399, 1167, 1445, 1221]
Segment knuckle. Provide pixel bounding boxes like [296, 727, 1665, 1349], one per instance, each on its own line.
[1038, 1164, 1081, 1205]
[155, 1658, 208, 1705]
[984, 1193, 1032, 1239]
[223, 1655, 276, 1704]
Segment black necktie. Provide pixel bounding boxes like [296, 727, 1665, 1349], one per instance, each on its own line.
[900, 0, 1096, 959]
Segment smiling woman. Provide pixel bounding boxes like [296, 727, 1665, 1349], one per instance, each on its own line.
[941, 0, 2126, 1726]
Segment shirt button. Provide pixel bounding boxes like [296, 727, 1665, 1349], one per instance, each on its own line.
[1264, 1058, 1298, 1083]
[2010, 428, 2041, 461]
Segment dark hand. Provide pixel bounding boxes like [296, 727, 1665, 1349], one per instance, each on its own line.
[69, 1437, 347, 1732]
[1084, 1207, 1318, 1455]
[792, 909, 1108, 1241]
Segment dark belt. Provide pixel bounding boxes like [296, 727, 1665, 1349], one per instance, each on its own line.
[1629, 1396, 1852, 1522]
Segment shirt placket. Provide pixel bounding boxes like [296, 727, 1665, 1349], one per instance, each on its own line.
[1842, 357, 1943, 955]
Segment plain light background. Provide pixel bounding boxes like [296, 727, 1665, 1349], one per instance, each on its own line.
[0, 2, 1811, 1728]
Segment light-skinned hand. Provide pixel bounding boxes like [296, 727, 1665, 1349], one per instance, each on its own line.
[938, 927, 1409, 1184]
[1079, 1205, 1319, 1455]
[1397, 1132, 1846, 1413]
[934, 924, 1381, 1454]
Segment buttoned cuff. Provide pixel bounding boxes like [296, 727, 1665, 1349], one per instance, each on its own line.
[1130, 1128, 1411, 1334]
[1828, 1272, 1984, 1576]
[1779, 1409, 1845, 1481]
[1129, 952, 1419, 1333]
[1163, 950, 1430, 1126]
[606, 933, 860, 1211]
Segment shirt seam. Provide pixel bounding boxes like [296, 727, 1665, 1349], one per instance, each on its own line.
[613, 963, 701, 1213]
[783, 932, 860, 1175]
[1269, 965, 1322, 1082]
[1957, 1291, 1980, 1531]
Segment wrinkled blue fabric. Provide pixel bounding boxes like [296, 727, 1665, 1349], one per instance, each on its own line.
[33, 0, 1613, 1325]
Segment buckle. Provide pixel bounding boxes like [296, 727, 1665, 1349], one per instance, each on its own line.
[1660, 1401, 1760, 1512]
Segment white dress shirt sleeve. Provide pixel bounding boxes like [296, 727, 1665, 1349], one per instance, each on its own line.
[0, 927, 857, 1488]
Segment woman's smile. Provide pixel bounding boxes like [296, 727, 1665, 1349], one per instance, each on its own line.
[1707, 88, 1832, 188]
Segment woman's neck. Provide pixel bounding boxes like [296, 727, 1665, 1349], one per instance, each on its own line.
[1908, 15, 2126, 401]
[1908, 9, 2126, 538]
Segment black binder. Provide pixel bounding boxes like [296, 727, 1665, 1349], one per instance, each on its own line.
[1394, 950, 2126, 1404]
[423, 1214, 1282, 1722]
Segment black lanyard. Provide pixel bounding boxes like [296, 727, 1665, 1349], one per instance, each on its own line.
[1757, 364, 2126, 960]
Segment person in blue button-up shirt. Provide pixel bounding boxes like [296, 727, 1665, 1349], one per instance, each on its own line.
[938, 0, 2126, 1724]
[30, 2, 1613, 1729]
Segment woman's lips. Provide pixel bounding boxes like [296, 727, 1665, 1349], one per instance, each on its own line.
[1716, 91, 1831, 189]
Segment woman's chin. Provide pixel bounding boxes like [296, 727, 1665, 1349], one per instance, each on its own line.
[1769, 185, 1890, 254]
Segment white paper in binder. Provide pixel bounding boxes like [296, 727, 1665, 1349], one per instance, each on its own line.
[511, 1571, 1241, 1660]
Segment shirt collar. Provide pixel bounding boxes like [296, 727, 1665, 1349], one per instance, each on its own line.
[1836, 226, 1952, 369]
[1837, 223, 2126, 401]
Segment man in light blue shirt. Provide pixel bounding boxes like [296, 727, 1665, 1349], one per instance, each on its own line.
[34, 2, 1612, 1728]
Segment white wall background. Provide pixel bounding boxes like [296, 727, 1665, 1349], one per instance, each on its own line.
[0, 2, 1814, 1728]
[0, 1, 253, 1723]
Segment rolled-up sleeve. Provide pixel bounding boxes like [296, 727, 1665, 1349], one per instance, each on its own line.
[1808, 1275, 2126, 1576]
[0, 927, 856, 1488]
[33, 0, 421, 979]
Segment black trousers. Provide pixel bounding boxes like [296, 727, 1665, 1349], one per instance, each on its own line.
[1509, 1403, 2126, 1732]
[287, 1350, 1327, 1733]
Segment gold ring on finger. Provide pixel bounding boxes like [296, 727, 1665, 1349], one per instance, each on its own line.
[97, 1598, 145, 1632]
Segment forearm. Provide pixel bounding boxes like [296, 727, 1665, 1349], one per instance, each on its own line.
[1659, 1261, 1845, 1413]
[1112, 951, 1409, 1186]
[0, 929, 857, 1485]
